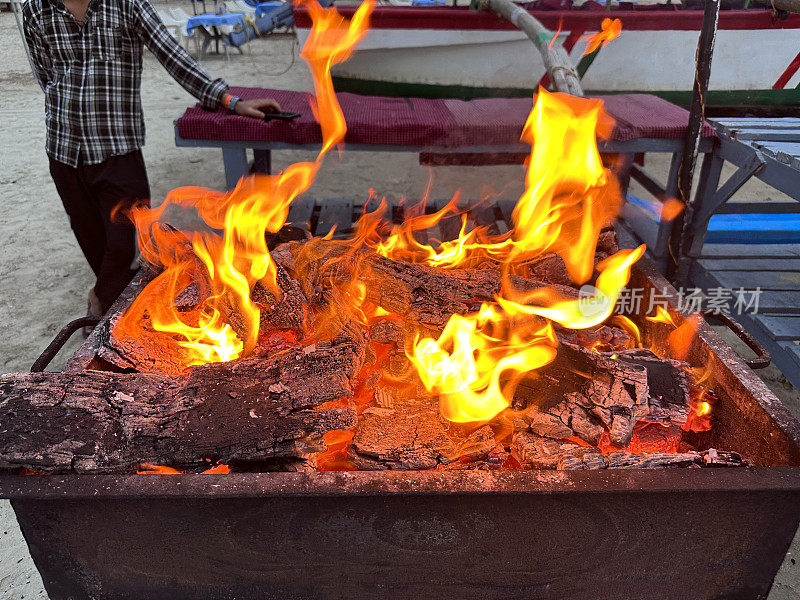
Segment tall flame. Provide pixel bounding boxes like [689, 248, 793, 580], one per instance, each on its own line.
[116, 0, 374, 366]
[584, 18, 622, 55]
[406, 90, 643, 422]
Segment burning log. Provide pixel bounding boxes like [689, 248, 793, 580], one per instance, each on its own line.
[275, 240, 502, 328]
[97, 262, 309, 375]
[529, 342, 650, 447]
[0, 340, 361, 473]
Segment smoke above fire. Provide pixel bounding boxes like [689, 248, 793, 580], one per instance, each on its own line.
[117, 0, 644, 424]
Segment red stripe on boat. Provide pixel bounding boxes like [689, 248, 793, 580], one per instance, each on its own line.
[773, 50, 800, 90]
[293, 7, 800, 32]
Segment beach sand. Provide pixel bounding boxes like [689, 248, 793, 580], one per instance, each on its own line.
[1, 3, 799, 597]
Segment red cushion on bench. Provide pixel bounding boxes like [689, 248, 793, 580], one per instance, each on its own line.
[175, 87, 715, 147]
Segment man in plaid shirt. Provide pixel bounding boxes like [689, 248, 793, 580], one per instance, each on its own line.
[23, 0, 280, 322]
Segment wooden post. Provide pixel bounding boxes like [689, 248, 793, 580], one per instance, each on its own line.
[472, 0, 584, 96]
[668, 0, 720, 283]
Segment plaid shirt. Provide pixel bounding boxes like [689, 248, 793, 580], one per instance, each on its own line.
[23, 0, 229, 167]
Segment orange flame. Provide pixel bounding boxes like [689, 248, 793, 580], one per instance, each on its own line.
[646, 305, 676, 326]
[584, 18, 622, 55]
[684, 389, 715, 432]
[116, 0, 374, 368]
[406, 90, 645, 422]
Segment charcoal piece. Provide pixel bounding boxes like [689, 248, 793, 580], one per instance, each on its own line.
[614, 348, 692, 427]
[369, 318, 407, 346]
[555, 325, 633, 352]
[454, 425, 498, 460]
[558, 453, 608, 470]
[547, 394, 605, 445]
[604, 452, 701, 469]
[174, 283, 201, 312]
[595, 229, 619, 260]
[349, 392, 458, 470]
[0, 340, 361, 473]
[558, 451, 717, 470]
[511, 432, 600, 469]
[438, 443, 509, 471]
[700, 448, 746, 467]
[524, 408, 575, 439]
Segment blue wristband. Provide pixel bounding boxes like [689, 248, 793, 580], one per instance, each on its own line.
[225, 95, 241, 113]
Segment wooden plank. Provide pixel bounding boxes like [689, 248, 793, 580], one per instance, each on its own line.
[497, 200, 516, 231]
[717, 202, 800, 215]
[286, 196, 315, 228]
[433, 197, 466, 242]
[698, 258, 800, 271]
[469, 204, 502, 235]
[777, 342, 800, 386]
[316, 198, 354, 237]
[708, 270, 800, 291]
[728, 130, 800, 142]
[752, 141, 800, 170]
[749, 291, 800, 315]
[700, 243, 800, 258]
[713, 117, 800, 130]
[689, 264, 800, 314]
[752, 315, 800, 341]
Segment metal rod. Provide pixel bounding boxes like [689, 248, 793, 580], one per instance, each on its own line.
[668, 0, 721, 283]
[31, 316, 101, 373]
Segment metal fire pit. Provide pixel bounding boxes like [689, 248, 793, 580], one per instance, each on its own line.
[2, 259, 800, 600]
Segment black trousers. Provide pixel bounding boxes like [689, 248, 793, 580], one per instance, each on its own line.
[49, 150, 150, 312]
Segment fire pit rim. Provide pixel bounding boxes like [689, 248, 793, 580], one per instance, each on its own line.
[3, 467, 800, 500]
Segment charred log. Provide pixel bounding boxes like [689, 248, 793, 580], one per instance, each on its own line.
[0, 340, 361, 473]
[558, 449, 744, 470]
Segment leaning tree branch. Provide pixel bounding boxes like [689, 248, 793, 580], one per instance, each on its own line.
[472, 0, 584, 96]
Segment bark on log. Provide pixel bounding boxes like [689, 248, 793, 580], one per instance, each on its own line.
[0, 340, 360, 473]
[615, 348, 692, 427]
[511, 432, 600, 469]
[558, 449, 744, 470]
[348, 387, 498, 470]
[526, 342, 650, 447]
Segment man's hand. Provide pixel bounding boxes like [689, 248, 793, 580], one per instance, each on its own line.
[234, 98, 282, 119]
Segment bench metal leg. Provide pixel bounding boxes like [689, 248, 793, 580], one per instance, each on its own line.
[253, 149, 272, 175]
[222, 147, 248, 190]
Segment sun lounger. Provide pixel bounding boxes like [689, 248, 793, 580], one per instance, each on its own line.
[186, 11, 251, 59]
[679, 117, 800, 391]
[175, 87, 715, 186]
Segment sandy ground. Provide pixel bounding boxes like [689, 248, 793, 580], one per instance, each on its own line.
[1, 3, 800, 597]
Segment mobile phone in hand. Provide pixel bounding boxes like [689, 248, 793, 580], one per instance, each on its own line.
[263, 111, 301, 122]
